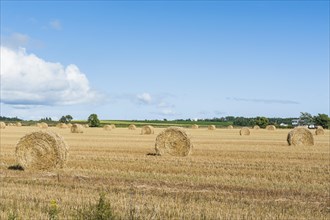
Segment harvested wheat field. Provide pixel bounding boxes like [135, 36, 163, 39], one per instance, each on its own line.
[0, 126, 329, 219]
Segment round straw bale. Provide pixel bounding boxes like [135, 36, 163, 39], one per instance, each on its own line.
[15, 130, 69, 170]
[155, 127, 192, 156]
[227, 125, 233, 129]
[208, 125, 216, 130]
[39, 122, 48, 129]
[71, 124, 83, 133]
[287, 126, 314, 146]
[8, 123, 14, 126]
[111, 124, 116, 129]
[128, 124, 136, 130]
[67, 123, 72, 128]
[0, 122, 6, 129]
[16, 122, 22, 127]
[83, 124, 89, 128]
[253, 125, 260, 130]
[57, 123, 68, 129]
[266, 125, 276, 130]
[141, 125, 154, 135]
[315, 127, 325, 135]
[316, 125, 323, 129]
[103, 125, 112, 131]
[191, 124, 199, 129]
[240, 127, 250, 135]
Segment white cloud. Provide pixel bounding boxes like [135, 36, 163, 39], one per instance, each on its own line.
[2, 33, 30, 48]
[136, 92, 152, 104]
[49, 19, 62, 30]
[0, 46, 100, 106]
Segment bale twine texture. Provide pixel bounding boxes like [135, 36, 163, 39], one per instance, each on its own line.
[71, 124, 84, 133]
[15, 130, 69, 170]
[287, 127, 314, 146]
[155, 127, 193, 156]
[141, 125, 154, 135]
[240, 127, 250, 136]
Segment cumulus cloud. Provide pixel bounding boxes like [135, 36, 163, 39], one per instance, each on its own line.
[136, 92, 152, 104]
[49, 19, 62, 30]
[0, 46, 100, 107]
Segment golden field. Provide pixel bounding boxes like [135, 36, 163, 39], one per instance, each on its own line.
[0, 126, 329, 219]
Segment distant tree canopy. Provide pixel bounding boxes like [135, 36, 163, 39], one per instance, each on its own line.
[253, 117, 269, 128]
[59, 115, 73, 123]
[40, 117, 52, 122]
[0, 116, 23, 121]
[313, 114, 330, 129]
[88, 114, 100, 127]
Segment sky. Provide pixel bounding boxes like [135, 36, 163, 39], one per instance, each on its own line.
[0, 1, 329, 120]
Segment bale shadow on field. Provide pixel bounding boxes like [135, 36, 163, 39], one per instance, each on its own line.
[8, 164, 24, 171]
[146, 152, 160, 156]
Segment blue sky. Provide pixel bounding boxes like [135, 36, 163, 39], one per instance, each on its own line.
[1, 1, 329, 120]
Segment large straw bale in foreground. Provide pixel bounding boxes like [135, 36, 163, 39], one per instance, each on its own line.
[15, 130, 69, 170]
[128, 124, 136, 130]
[208, 125, 216, 130]
[0, 122, 6, 129]
[240, 127, 250, 135]
[287, 127, 314, 146]
[103, 125, 112, 131]
[315, 127, 325, 135]
[155, 127, 193, 156]
[141, 125, 154, 135]
[191, 124, 199, 129]
[266, 125, 276, 130]
[71, 124, 84, 133]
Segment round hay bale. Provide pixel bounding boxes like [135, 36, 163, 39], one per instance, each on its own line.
[83, 124, 89, 128]
[39, 122, 48, 129]
[141, 125, 154, 135]
[253, 125, 260, 130]
[8, 123, 14, 126]
[16, 122, 22, 127]
[0, 122, 6, 129]
[240, 127, 250, 135]
[15, 130, 69, 170]
[128, 124, 136, 130]
[103, 125, 112, 131]
[315, 128, 325, 135]
[191, 124, 199, 129]
[208, 125, 216, 130]
[316, 125, 323, 129]
[155, 127, 193, 156]
[266, 125, 276, 130]
[111, 124, 116, 129]
[67, 123, 72, 128]
[287, 127, 314, 146]
[71, 124, 83, 133]
[57, 123, 68, 129]
[227, 125, 233, 129]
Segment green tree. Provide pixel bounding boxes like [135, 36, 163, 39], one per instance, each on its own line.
[88, 114, 100, 127]
[59, 116, 67, 123]
[313, 114, 330, 129]
[65, 115, 73, 122]
[299, 112, 313, 125]
[254, 116, 269, 128]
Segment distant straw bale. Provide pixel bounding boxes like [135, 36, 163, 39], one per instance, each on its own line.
[0, 122, 6, 129]
[141, 125, 154, 135]
[83, 124, 89, 128]
[317, 125, 323, 129]
[103, 125, 112, 131]
[15, 130, 69, 170]
[227, 125, 233, 129]
[240, 127, 250, 135]
[208, 125, 216, 130]
[253, 125, 260, 130]
[16, 122, 22, 127]
[191, 124, 199, 129]
[57, 123, 68, 129]
[155, 127, 193, 156]
[111, 124, 116, 129]
[39, 122, 48, 129]
[315, 127, 325, 135]
[67, 123, 72, 128]
[71, 124, 83, 133]
[8, 123, 14, 126]
[266, 125, 276, 130]
[287, 126, 314, 146]
[128, 124, 136, 130]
